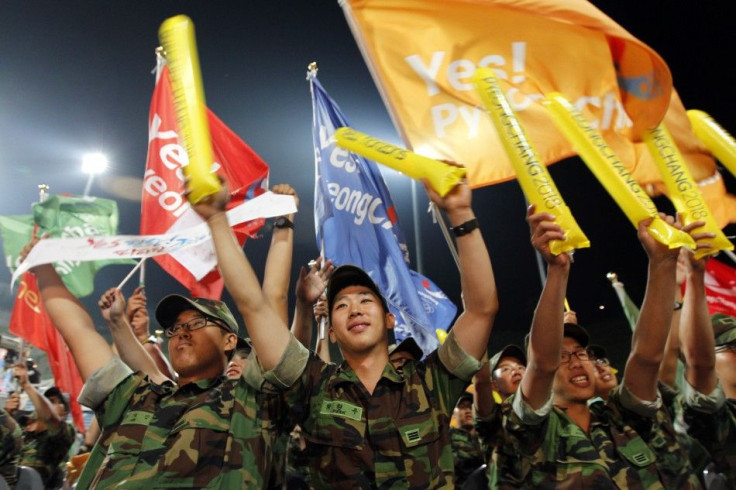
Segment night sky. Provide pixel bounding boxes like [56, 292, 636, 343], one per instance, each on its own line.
[1, 1, 734, 368]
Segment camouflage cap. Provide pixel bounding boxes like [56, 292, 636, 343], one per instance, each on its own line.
[523, 322, 590, 351]
[326, 265, 388, 313]
[711, 312, 736, 346]
[455, 391, 474, 407]
[235, 336, 252, 354]
[489, 344, 526, 373]
[43, 386, 70, 412]
[388, 336, 423, 361]
[155, 295, 239, 335]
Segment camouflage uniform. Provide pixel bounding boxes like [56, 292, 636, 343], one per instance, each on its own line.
[496, 384, 702, 488]
[0, 408, 21, 487]
[449, 425, 484, 486]
[75, 356, 286, 489]
[475, 399, 513, 488]
[20, 418, 75, 488]
[261, 329, 482, 489]
[682, 383, 735, 488]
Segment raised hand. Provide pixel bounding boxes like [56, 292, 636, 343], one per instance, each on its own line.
[527, 205, 570, 268]
[99, 288, 127, 325]
[295, 257, 334, 305]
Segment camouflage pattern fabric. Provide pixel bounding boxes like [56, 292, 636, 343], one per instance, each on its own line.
[0, 408, 21, 487]
[20, 420, 75, 488]
[285, 430, 311, 487]
[684, 398, 736, 488]
[475, 400, 515, 488]
[449, 426, 484, 486]
[75, 361, 287, 489]
[273, 331, 477, 489]
[496, 386, 702, 489]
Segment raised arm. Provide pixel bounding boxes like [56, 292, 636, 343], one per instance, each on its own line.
[519, 207, 571, 409]
[14, 363, 62, 428]
[424, 176, 497, 360]
[622, 217, 683, 402]
[262, 184, 298, 324]
[23, 238, 113, 381]
[98, 288, 172, 385]
[124, 286, 177, 380]
[193, 184, 290, 371]
[679, 227, 718, 394]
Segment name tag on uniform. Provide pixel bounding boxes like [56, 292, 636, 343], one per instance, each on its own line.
[121, 410, 153, 426]
[320, 400, 363, 421]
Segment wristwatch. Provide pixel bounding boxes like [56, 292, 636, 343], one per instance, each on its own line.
[274, 217, 294, 229]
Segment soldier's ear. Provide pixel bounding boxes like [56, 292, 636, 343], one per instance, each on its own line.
[329, 327, 337, 344]
[223, 333, 237, 351]
[385, 312, 395, 330]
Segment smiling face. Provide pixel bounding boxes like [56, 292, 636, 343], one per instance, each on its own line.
[329, 285, 394, 357]
[592, 360, 618, 399]
[167, 309, 236, 384]
[552, 337, 596, 408]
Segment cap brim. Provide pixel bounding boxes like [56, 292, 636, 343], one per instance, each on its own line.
[563, 323, 590, 347]
[391, 337, 423, 361]
[327, 265, 387, 312]
[490, 344, 526, 372]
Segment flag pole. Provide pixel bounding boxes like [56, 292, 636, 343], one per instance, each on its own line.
[429, 203, 460, 271]
[410, 180, 424, 274]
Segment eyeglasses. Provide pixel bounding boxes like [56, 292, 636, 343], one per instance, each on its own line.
[715, 343, 736, 354]
[560, 349, 590, 364]
[165, 316, 225, 338]
[494, 363, 526, 376]
[593, 357, 611, 367]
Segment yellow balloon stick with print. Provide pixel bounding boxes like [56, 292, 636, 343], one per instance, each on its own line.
[687, 109, 736, 178]
[643, 123, 732, 258]
[473, 68, 589, 255]
[158, 15, 221, 204]
[334, 127, 466, 197]
[545, 92, 694, 250]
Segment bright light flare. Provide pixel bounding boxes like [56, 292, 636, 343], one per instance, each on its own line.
[82, 153, 108, 174]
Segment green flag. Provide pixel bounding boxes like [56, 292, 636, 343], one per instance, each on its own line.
[0, 195, 135, 298]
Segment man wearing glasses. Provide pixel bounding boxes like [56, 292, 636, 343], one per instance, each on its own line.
[494, 207, 702, 488]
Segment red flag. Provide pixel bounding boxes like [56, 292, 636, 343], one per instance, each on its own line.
[704, 258, 736, 317]
[141, 64, 269, 298]
[9, 272, 85, 432]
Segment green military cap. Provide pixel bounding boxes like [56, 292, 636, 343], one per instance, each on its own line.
[711, 312, 736, 346]
[455, 391, 474, 407]
[326, 264, 388, 312]
[155, 295, 239, 335]
[523, 322, 590, 352]
[489, 344, 526, 373]
[235, 336, 252, 355]
[388, 337, 423, 361]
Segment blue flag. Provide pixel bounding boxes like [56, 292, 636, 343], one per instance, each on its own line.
[309, 72, 457, 355]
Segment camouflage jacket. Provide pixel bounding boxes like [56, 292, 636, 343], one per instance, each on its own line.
[496, 385, 702, 489]
[475, 399, 513, 488]
[263, 330, 482, 489]
[75, 357, 286, 489]
[20, 419, 75, 487]
[683, 389, 735, 488]
[449, 426, 484, 486]
[0, 408, 22, 487]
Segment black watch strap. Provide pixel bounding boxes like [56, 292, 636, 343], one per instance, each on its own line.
[451, 218, 479, 237]
[274, 217, 294, 229]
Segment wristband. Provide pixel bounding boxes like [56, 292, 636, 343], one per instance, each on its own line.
[274, 217, 294, 229]
[451, 218, 479, 237]
[673, 301, 683, 311]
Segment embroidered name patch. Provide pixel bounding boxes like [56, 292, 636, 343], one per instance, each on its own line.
[320, 400, 363, 421]
[121, 410, 153, 426]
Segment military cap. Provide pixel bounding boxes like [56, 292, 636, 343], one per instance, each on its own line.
[489, 344, 526, 373]
[155, 295, 239, 335]
[711, 312, 736, 346]
[326, 265, 388, 313]
[388, 337, 423, 361]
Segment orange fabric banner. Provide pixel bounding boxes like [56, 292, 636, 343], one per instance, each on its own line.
[342, 0, 736, 226]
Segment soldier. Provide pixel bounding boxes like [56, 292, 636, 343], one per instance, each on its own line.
[0, 407, 21, 487]
[450, 391, 484, 486]
[496, 207, 702, 488]
[678, 246, 735, 486]
[387, 336, 423, 373]
[6, 363, 75, 488]
[196, 173, 498, 487]
[586, 344, 619, 400]
[21, 235, 291, 488]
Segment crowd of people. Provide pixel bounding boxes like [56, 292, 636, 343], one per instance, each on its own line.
[0, 175, 734, 489]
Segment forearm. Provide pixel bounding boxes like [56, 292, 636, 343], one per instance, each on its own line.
[680, 271, 717, 393]
[290, 299, 314, 348]
[448, 208, 498, 359]
[35, 265, 113, 380]
[624, 257, 677, 400]
[262, 227, 293, 325]
[521, 263, 569, 409]
[108, 317, 169, 384]
[23, 383, 60, 426]
[207, 213, 290, 370]
[473, 375, 495, 418]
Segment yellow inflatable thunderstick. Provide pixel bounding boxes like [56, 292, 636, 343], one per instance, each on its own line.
[473, 68, 589, 255]
[159, 15, 221, 204]
[334, 128, 466, 197]
[643, 124, 732, 258]
[545, 92, 694, 250]
[687, 109, 736, 179]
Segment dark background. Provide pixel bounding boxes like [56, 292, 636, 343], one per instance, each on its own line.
[1, 1, 734, 369]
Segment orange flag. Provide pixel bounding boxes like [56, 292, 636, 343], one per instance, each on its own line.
[342, 0, 736, 225]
